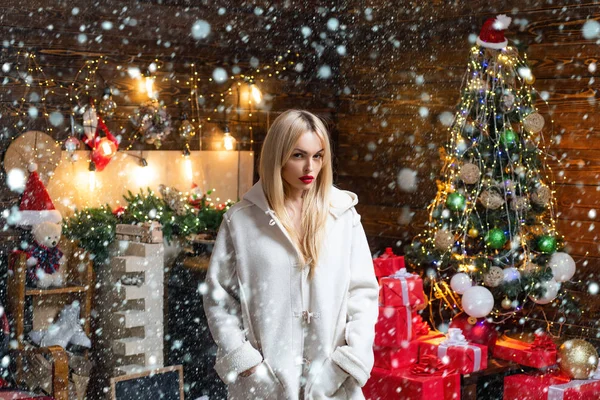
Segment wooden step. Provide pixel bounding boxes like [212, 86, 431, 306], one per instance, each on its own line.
[112, 337, 161, 356]
[116, 242, 164, 259]
[115, 285, 147, 301]
[114, 310, 147, 328]
[111, 256, 148, 273]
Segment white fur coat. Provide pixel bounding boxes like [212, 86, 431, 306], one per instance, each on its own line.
[203, 181, 379, 400]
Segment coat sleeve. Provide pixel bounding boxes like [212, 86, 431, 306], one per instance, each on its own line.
[330, 210, 379, 387]
[203, 218, 263, 382]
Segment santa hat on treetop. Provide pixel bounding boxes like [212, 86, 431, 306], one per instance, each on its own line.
[18, 163, 62, 226]
[477, 14, 512, 49]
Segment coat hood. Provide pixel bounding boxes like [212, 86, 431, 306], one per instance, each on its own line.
[242, 180, 358, 219]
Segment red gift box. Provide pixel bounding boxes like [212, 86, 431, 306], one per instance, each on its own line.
[379, 271, 424, 307]
[375, 306, 425, 346]
[494, 334, 557, 368]
[374, 248, 405, 280]
[419, 328, 488, 374]
[504, 371, 571, 400]
[374, 342, 420, 370]
[363, 357, 460, 400]
[548, 378, 600, 400]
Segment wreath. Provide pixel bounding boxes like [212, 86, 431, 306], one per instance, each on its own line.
[130, 100, 172, 148]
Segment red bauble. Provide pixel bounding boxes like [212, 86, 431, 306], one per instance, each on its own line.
[450, 312, 499, 352]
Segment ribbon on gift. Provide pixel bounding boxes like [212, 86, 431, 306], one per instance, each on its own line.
[548, 379, 600, 400]
[529, 334, 556, 351]
[437, 328, 482, 372]
[410, 354, 455, 376]
[405, 305, 413, 341]
[388, 268, 417, 306]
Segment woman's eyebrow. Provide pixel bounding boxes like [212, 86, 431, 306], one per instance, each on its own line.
[293, 148, 325, 154]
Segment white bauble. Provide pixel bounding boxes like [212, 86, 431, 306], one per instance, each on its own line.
[549, 252, 576, 282]
[503, 267, 521, 282]
[529, 278, 561, 305]
[462, 286, 495, 318]
[450, 273, 473, 294]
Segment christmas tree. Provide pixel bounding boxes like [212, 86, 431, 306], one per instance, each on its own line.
[407, 15, 577, 323]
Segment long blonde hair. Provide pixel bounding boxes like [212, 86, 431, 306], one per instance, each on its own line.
[259, 110, 333, 276]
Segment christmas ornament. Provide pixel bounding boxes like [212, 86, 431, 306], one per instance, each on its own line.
[531, 185, 551, 207]
[476, 14, 511, 49]
[450, 273, 473, 294]
[98, 87, 117, 118]
[479, 190, 504, 210]
[502, 267, 520, 282]
[64, 136, 81, 162]
[29, 302, 91, 349]
[525, 74, 536, 85]
[450, 312, 499, 352]
[558, 339, 599, 379]
[523, 112, 545, 134]
[446, 192, 466, 211]
[510, 196, 530, 212]
[500, 92, 516, 113]
[461, 286, 495, 318]
[500, 129, 518, 147]
[486, 228, 507, 249]
[520, 262, 540, 274]
[537, 235, 557, 254]
[459, 163, 481, 185]
[434, 229, 455, 251]
[84, 118, 119, 172]
[529, 278, 560, 304]
[501, 297, 512, 309]
[82, 106, 98, 143]
[549, 252, 576, 282]
[483, 266, 504, 287]
[130, 100, 173, 149]
[468, 227, 479, 238]
[178, 113, 196, 140]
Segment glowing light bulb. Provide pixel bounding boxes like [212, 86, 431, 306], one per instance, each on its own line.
[250, 84, 262, 103]
[223, 131, 236, 151]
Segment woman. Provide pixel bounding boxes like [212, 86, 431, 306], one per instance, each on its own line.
[203, 110, 379, 399]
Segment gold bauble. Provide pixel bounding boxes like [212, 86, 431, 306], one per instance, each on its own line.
[479, 190, 504, 210]
[501, 297, 512, 309]
[467, 316, 478, 325]
[525, 74, 536, 85]
[531, 185, 551, 207]
[484, 266, 504, 287]
[468, 227, 479, 238]
[558, 339, 599, 379]
[434, 229, 455, 251]
[523, 112, 545, 134]
[459, 163, 481, 185]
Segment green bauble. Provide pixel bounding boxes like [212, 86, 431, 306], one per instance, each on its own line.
[500, 129, 518, 146]
[446, 192, 466, 211]
[537, 235, 557, 254]
[486, 228, 507, 249]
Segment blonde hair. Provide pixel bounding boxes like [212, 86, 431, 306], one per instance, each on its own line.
[259, 110, 333, 277]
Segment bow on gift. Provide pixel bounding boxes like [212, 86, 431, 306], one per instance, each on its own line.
[390, 268, 415, 279]
[437, 328, 483, 372]
[529, 334, 556, 351]
[387, 268, 417, 307]
[410, 355, 455, 376]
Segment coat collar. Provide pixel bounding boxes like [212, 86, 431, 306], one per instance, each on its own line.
[243, 180, 358, 219]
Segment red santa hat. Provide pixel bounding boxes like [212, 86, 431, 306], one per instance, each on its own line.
[477, 15, 512, 49]
[18, 163, 62, 226]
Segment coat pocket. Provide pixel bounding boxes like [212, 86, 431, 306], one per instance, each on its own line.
[228, 361, 281, 400]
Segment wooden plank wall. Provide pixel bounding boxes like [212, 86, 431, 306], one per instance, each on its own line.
[335, 2, 600, 338]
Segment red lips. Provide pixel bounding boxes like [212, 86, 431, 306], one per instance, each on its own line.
[300, 175, 314, 184]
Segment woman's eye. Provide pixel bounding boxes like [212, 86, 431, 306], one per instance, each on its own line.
[314, 154, 323, 159]
[293, 153, 303, 158]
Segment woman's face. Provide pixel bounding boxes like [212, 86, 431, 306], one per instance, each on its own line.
[282, 131, 324, 196]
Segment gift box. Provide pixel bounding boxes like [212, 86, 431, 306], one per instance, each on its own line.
[419, 328, 487, 374]
[494, 334, 557, 368]
[379, 269, 425, 307]
[374, 343, 419, 370]
[548, 378, 600, 400]
[374, 247, 405, 280]
[504, 372, 571, 400]
[363, 357, 460, 400]
[375, 306, 426, 346]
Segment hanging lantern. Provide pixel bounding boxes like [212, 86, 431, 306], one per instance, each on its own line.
[88, 118, 119, 172]
[223, 126, 236, 151]
[64, 136, 81, 162]
[98, 87, 117, 118]
[82, 106, 98, 143]
[178, 113, 196, 140]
